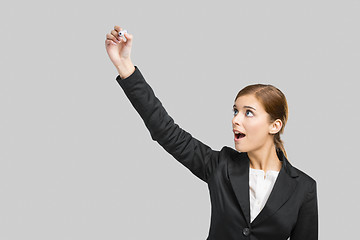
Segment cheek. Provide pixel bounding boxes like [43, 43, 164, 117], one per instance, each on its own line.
[245, 120, 268, 139]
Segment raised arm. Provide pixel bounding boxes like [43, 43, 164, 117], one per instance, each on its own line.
[105, 26, 220, 182]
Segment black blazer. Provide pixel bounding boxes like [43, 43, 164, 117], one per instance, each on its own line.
[116, 66, 318, 240]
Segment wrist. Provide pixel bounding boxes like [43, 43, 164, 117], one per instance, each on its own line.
[115, 59, 135, 79]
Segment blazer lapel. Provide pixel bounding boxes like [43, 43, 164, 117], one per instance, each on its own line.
[228, 148, 299, 227]
[228, 150, 251, 226]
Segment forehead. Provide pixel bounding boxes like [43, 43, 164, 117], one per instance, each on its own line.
[234, 94, 264, 111]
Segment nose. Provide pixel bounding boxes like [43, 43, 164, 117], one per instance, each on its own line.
[232, 113, 243, 127]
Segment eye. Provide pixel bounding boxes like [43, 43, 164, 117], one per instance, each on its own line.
[245, 110, 254, 117]
[232, 108, 238, 116]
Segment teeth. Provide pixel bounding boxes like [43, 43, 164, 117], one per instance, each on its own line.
[234, 131, 245, 136]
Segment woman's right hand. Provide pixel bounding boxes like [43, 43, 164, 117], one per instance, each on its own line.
[105, 25, 135, 79]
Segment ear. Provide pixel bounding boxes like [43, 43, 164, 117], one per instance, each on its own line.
[269, 119, 283, 135]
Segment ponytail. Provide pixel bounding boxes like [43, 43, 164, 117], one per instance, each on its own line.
[274, 133, 288, 160]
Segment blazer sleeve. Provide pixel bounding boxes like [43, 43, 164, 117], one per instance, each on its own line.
[116, 66, 220, 183]
[290, 180, 318, 240]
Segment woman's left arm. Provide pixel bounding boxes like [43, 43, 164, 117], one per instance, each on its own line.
[290, 180, 318, 240]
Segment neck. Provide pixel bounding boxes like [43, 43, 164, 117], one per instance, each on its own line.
[247, 142, 282, 173]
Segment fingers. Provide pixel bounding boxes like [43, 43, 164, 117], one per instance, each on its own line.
[105, 25, 133, 44]
[114, 25, 123, 32]
[113, 26, 125, 41]
[106, 33, 119, 45]
[124, 32, 133, 42]
[111, 30, 122, 41]
[105, 39, 117, 46]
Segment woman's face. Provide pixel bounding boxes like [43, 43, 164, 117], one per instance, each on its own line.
[232, 94, 278, 153]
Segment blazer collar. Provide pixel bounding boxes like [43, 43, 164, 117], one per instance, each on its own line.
[228, 148, 299, 227]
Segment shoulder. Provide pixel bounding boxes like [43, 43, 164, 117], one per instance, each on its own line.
[289, 164, 317, 194]
[218, 146, 248, 161]
[219, 146, 243, 156]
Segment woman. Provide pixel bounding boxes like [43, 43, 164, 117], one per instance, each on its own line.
[105, 26, 318, 240]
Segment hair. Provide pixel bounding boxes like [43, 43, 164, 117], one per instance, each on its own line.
[234, 84, 289, 159]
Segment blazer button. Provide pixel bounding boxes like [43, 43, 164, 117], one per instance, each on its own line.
[242, 227, 250, 236]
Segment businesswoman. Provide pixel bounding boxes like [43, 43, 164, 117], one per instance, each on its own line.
[105, 26, 318, 240]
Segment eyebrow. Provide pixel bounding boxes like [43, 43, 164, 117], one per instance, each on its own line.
[233, 104, 256, 111]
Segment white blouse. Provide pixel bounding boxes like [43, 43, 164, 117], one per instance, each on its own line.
[249, 167, 279, 223]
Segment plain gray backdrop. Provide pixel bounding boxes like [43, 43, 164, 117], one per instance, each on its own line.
[1, 0, 359, 239]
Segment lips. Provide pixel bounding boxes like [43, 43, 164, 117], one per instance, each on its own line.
[233, 129, 246, 140]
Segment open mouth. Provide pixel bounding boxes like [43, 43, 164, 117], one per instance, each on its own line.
[235, 132, 246, 139]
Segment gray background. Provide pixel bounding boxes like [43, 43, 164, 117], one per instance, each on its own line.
[1, 0, 359, 239]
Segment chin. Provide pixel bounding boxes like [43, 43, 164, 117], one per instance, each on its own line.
[235, 143, 258, 153]
[234, 145, 247, 153]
